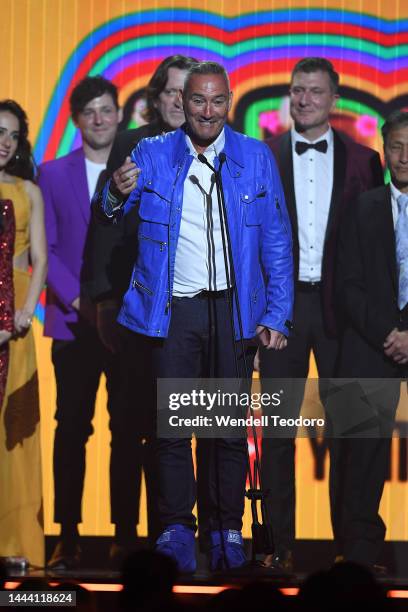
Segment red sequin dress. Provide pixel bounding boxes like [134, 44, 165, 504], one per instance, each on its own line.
[0, 199, 15, 408]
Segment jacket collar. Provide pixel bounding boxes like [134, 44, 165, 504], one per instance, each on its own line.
[67, 148, 90, 224]
[171, 123, 244, 172]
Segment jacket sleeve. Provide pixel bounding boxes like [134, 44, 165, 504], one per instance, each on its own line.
[257, 144, 294, 335]
[336, 198, 396, 349]
[39, 166, 79, 309]
[92, 138, 149, 222]
[85, 133, 144, 302]
[369, 151, 385, 189]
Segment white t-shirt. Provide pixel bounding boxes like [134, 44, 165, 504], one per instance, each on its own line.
[85, 158, 106, 201]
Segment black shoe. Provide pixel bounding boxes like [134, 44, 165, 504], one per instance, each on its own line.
[338, 557, 388, 577]
[47, 541, 81, 570]
[262, 550, 294, 574]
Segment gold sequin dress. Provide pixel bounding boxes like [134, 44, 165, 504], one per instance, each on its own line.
[0, 179, 44, 566]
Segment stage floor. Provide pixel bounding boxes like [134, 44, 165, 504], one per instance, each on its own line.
[3, 538, 408, 609]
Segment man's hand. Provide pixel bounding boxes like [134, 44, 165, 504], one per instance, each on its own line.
[111, 156, 140, 197]
[96, 300, 122, 354]
[256, 325, 287, 350]
[384, 327, 408, 363]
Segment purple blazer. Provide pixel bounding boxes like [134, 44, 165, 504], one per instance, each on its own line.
[39, 148, 91, 340]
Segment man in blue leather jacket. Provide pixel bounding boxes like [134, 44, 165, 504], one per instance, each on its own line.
[98, 61, 293, 572]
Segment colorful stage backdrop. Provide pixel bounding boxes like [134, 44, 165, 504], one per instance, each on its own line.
[2, 0, 408, 538]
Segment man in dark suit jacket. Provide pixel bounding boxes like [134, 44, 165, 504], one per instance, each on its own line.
[333, 110, 408, 568]
[259, 57, 384, 571]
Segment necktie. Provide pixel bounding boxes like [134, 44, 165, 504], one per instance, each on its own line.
[295, 139, 328, 155]
[396, 193, 408, 309]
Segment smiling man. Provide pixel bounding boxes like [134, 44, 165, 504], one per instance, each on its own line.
[98, 61, 294, 573]
[259, 57, 384, 573]
[39, 76, 122, 570]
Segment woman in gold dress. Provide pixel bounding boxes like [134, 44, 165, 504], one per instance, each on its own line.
[0, 100, 47, 566]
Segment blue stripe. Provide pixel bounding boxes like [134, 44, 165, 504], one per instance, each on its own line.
[34, 302, 44, 325]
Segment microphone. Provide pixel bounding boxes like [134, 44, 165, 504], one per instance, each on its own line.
[197, 153, 214, 172]
[198, 153, 226, 173]
[189, 174, 200, 186]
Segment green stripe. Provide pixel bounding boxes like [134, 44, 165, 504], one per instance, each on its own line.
[244, 97, 385, 141]
[336, 99, 384, 126]
[57, 119, 77, 158]
[244, 99, 282, 139]
[88, 35, 408, 70]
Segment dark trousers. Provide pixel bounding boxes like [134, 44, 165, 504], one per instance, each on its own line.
[146, 292, 254, 533]
[259, 290, 338, 552]
[331, 347, 406, 563]
[52, 324, 159, 542]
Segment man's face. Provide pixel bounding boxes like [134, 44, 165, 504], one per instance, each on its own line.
[289, 70, 338, 138]
[74, 93, 120, 150]
[154, 67, 188, 129]
[385, 126, 408, 191]
[183, 73, 232, 151]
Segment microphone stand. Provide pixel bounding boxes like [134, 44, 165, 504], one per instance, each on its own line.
[198, 152, 274, 567]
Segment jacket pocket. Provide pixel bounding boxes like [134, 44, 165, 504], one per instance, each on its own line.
[139, 178, 173, 225]
[241, 180, 267, 226]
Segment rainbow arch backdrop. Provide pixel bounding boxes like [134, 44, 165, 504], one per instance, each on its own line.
[33, 5, 408, 166]
[26, 2, 408, 328]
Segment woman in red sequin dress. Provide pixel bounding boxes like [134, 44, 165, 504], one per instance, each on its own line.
[0, 199, 15, 408]
[0, 101, 47, 566]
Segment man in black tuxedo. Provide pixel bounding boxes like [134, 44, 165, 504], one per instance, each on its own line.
[85, 55, 197, 559]
[259, 57, 384, 571]
[333, 110, 408, 568]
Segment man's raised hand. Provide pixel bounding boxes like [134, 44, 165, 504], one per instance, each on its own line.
[111, 156, 140, 197]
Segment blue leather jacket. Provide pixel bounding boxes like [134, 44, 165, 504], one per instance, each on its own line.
[101, 125, 294, 339]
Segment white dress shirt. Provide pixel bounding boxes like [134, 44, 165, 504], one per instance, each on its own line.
[173, 129, 228, 297]
[292, 126, 333, 282]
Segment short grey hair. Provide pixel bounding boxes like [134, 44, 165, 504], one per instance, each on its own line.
[183, 61, 230, 96]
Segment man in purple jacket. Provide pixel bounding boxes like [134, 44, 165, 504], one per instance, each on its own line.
[39, 76, 124, 569]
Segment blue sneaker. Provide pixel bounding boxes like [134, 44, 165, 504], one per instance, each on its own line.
[155, 524, 196, 573]
[210, 529, 247, 571]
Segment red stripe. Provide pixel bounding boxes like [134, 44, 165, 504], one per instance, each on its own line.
[229, 59, 408, 90]
[59, 21, 408, 48]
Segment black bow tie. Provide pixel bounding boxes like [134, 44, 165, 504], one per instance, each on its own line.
[295, 139, 328, 155]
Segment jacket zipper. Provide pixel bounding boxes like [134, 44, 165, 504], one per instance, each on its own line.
[132, 279, 153, 295]
[275, 195, 288, 234]
[165, 161, 185, 316]
[140, 234, 167, 251]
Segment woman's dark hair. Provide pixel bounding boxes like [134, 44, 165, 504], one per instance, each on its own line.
[145, 55, 198, 123]
[0, 100, 35, 180]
